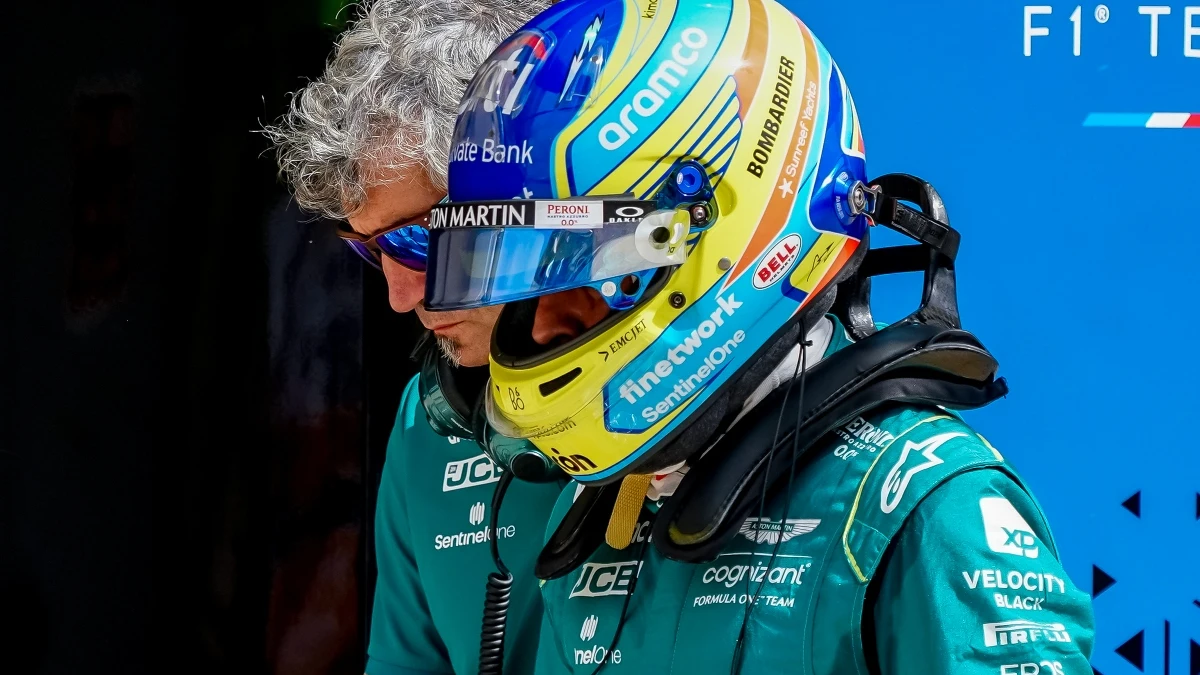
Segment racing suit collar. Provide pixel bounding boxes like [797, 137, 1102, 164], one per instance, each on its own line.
[648, 316, 841, 501]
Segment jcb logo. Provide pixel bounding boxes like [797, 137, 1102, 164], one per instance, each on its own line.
[443, 454, 502, 492]
[569, 561, 642, 598]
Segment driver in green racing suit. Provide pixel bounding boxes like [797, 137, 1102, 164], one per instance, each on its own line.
[416, 0, 1097, 673]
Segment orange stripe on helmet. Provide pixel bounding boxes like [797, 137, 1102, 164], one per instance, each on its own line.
[725, 18, 822, 286]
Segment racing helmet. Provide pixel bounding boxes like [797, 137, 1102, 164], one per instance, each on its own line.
[425, 0, 871, 485]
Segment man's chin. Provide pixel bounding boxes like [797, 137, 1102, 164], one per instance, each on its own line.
[434, 335, 489, 369]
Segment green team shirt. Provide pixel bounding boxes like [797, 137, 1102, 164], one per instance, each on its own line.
[535, 317, 1095, 675]
[367, 376, 564, 675]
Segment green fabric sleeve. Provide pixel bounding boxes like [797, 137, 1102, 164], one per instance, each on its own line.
[873, 469, 1095, 675]
[366, 379, 453, 675]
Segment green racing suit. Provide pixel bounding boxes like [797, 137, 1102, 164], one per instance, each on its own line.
[534, 316, 1095, 675]
[367, 376, 564, 675]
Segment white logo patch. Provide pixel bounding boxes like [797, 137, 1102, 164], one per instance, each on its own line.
[880, 432, 966, 513]
[469, 502, 486, 526]
[580, 615, 598, 642]
[737, 517, 820, 545]
[980, 497, 1040, 559]
[982, 620, 1071, 647]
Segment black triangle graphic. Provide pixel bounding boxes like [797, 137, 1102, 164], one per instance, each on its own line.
[1092, 565, 1116, 597]
[1122, 491, 1142, 518]
[1115, 629, 1144, 672]
[1093, 668, 1104, 675]
[1190, 638, 1199, 675]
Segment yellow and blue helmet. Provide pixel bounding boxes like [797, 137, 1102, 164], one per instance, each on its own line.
[425, 0, 871, 484]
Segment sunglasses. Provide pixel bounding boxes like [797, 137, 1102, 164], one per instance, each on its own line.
[337, 214, 430, 272]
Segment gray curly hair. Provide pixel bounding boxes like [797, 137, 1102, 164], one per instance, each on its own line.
[264, 0, 550, 220]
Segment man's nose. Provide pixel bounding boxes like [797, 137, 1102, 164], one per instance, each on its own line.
[531, 288, 611, 345]
[381, 256, 426, 314]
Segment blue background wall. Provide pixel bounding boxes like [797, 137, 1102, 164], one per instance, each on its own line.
[777, 2, 1199, 673]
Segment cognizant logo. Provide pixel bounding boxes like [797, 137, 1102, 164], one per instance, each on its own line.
[597, 28, 708, 151]
[617, 294, 745, 424]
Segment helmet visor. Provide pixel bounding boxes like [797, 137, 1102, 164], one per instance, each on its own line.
[425, 199, 691, 310]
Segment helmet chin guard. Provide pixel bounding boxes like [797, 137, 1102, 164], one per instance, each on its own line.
[534, 173, 1009, 579]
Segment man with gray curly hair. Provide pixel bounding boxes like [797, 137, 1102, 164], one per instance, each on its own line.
[265, 1, 560, 674]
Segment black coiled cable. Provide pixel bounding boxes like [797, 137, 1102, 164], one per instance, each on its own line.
[478, 470, 515, 675]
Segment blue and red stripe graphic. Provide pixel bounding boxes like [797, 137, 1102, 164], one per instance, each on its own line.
[1084, 113, 1200, 128]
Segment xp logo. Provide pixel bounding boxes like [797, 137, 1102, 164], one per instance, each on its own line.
[443, 453, 502, 492]
[980, 497, 1040, 559]
[460, 30, 549, 117]
[580, 615, 598, 641]
[469, 502, 486, 527]
[549, 447, 598, 475]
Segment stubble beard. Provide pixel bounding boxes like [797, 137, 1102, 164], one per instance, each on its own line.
[436, 334, 463, 368]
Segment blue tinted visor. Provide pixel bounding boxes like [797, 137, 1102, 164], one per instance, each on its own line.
[424, 199, 690, 311]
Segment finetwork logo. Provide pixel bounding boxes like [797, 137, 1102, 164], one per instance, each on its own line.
[980, 497, 1040, 558]
[469, 502, 486, 527]
[580, 615, 598, 642]
[616, 294, 747, 425]
[737, 518, 820, 545]
[983, 620, 1072, 647]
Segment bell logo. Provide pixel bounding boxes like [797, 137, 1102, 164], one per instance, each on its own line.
[752, 234, 802, 289]
[469, 502, 486, 527]
[580, 615, 598, 641]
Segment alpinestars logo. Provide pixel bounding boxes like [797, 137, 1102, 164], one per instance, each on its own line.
[580, 615, 598, 641]
[982, 620, 1072, 647]
[880, 432, 966, 513]
[738, 517, 821, 545]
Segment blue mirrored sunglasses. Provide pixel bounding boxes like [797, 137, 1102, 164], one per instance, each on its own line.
[338, 215, 430, 272]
